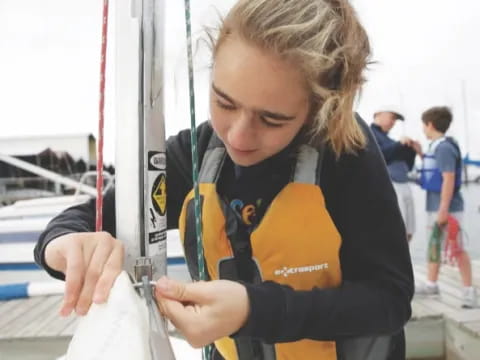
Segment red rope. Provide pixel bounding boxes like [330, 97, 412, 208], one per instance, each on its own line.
[444, 215, 462, 265]
[96, 0, 109, 232]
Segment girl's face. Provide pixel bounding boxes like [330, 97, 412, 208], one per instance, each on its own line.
[210, 36, 310, 166]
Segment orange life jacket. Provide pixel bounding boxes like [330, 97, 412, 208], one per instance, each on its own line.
[179, 135, 342, 360]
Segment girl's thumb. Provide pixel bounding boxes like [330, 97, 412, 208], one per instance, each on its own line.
[155, 276, 188, 301]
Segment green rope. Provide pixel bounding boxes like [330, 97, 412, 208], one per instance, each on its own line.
[183, 1, 210, 359]
[428, 222, 443, 263]
[183, 0, 206, 283]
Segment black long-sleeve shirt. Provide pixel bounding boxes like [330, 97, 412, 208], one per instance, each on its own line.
[34, 118, 413, 351]
[370, 123, 416, 183]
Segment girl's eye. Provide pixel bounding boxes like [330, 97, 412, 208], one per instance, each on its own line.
[260, 116, 283, 128]
[216, 100, 236, 111]
[216, 99, 284, 128]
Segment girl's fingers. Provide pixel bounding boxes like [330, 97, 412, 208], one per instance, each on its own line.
[158, 297, 206, 347]
[155, 277, 209, 303]
[75, 237, 114, 315]
[60, 244, 85, 317]
[93, 241, 124, 303]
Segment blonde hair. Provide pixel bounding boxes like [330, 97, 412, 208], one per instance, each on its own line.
[211, 0, 370, 156]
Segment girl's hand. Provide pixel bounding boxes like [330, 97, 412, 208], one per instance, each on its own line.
[45, 232, 124, 316]
[155, 277, 250, 348]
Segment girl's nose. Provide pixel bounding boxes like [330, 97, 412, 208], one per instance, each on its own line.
[227, 111, 257, 150]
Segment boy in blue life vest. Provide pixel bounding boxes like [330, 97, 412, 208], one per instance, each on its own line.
[415, 106, 477, 308]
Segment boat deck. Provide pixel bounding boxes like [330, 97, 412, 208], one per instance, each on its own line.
[2, 262, 480, 359]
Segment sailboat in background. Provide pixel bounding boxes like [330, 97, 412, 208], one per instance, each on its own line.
[0, 153, 100, 271]
[0, 154, 187, 282]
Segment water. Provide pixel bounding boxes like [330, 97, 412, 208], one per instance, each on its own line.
[409, 183, 480, 263]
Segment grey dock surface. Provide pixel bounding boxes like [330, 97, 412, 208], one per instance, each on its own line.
[406, 260, 480, 360]
[2, 262, 480, 359]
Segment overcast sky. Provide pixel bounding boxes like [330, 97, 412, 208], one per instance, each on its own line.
[1, 0, 479, 163]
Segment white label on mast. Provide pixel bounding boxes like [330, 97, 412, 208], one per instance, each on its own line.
[147, 151, 167, 244]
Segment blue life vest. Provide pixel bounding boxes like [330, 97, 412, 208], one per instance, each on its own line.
[420, 137, 462, 192]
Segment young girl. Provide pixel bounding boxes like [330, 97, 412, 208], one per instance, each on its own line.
[35, 1, 413, 359]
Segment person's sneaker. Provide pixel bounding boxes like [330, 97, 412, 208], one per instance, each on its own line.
[415, 283, 440, 296]
[462, 287, 478, 309]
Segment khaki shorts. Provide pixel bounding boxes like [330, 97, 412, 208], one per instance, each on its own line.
[392, 182, 416, 236]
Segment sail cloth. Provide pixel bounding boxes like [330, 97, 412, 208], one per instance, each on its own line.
[65, 271, 152, 360]
[63, 271, 201, 359]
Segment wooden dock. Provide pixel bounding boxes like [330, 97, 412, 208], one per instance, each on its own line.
[1, 262, 480, 360]
[0, 294, 75, 360]
[406, 260, 480, 360]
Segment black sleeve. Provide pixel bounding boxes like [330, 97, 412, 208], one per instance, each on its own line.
[370, 125, 415, 167]
[33, 187, 116, 280]
[33, 121, 214, 279]
[378, 140, 403, 163]
[377, 138, 415, 167]
[236, 118, 414, 342]
[404, 147, 416, 171]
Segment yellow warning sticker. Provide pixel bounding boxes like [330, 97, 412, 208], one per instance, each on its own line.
[152, 173, 166, 216]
